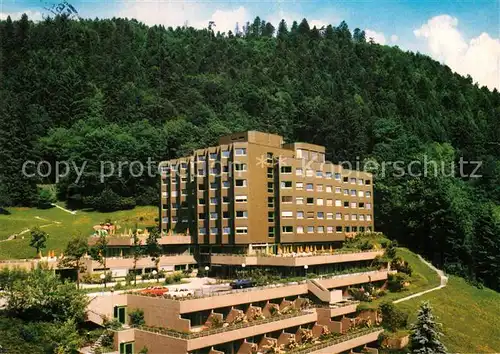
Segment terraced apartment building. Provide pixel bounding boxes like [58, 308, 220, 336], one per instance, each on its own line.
[160, 131, 374, 255]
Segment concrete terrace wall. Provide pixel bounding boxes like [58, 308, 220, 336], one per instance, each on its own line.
[317, 270, 389, 290]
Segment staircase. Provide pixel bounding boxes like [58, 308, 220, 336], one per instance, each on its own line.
[89, 331, 108, 354]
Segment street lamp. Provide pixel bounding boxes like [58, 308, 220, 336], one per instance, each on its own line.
[152, 270, 158, 283]
[304, 265, 308, 278]
[100, 273, 106, 289]
[241, 263, 246, 279]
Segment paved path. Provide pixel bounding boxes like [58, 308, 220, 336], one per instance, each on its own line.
[393, 255, 448, 304]
[51, 203, 77, 214]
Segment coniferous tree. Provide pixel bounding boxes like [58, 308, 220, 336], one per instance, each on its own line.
[410, 301, 447, 354]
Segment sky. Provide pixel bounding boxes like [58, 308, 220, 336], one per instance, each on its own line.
[1, 0, 499, 91]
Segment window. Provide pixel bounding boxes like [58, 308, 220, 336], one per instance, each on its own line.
[317, 212, 324, 219]
[268, 211, 274, 222]
[366, 203, 372, 210]
[360, 226, 365, 232]
[209, 153, 217, 160]
[235, 179, 247, 187]
[307, 226, 314, 233]
[327, 226, 334, 233]
[366, 191, 372, 197]
[198, 156, 206, 162]
[307, 197, 314, 205]
[317, 226, 324, 233]
[160, 165, 169, 173]
[336, 212, 342, 220]
[351, 190, 357, 196]
[296, 197, 304, 205]
[365, 179, 371, 185]
[344, 201, 349, 207]
[343, 177, 349, 183]
[171, 203, 178, 208]
[350, 202, 357, 208]
[297, 211, 304, 219]
[297, 226, 304, 234]
[223, 227, 230, 234]
[317, 198, 324, 206]
[223, 165, 229, 173]
[268, 182, 274, 192]
[306, 169, 314, 177]
[199, 228, 207, 235]
[210, 182, 217, 189]
[306, 183, 314, 191]
[281, 181, 292, 189]
[325, 172, 332, 179]
[268, 197, 274, 207]
[296, 149, 303, 158]
[222, 181, 230, 188]
[296, 182, 304, 190]
[210, 212, 218, 220]
[171, 191, 178, 197]
[198, 183, 205, 191]
[359, 215, 365, 221]
[326, 212, 333, 220]
[282, 226, 293, 233]
[223, 196, 230, 204]
[350, 178, 356, 184]
[222, 150, 230, 158]
[358, 191, 364, 197]
[335, 187, 341, 194]
[198, 213, 206, 220]
[235, 195, 248, 202]
[198, 168, 205, 176]
[326, 185, 332, 193]
[307, 211, 314, 219]
[162, 217, 168, 223]
[171, 216, 178, 222]
[236, 227, 248, 234]
[358, 179, 364, 185]
[281, 196, 293, 203]
[343, 189, 349, 196]
[223, 211, 230, 219]
[235, 148, 247, 156]
[335, 173, 341, 180]
[345, 226, 351, 232]
[282, 211, 293, 218]
[199, 198, 206, 205]
[336, 226, 342, 233]
[326, 199, 333, 206]
[281, 166, 292, 174]
[236, 211, 248, 218]
[316, 170, 323, 178]
[352, 226, 358, 232]
[234, 163, 247, 171]
[359, 202, 365, 208]
[351, 214, 357, 220]
[267, 167, 274, 178]
[268, 226, 275, 237]
[296, 168, 303, 176]
[210, 197, 218, 205]
[311, 152, 318, 161]
[367, 214, 372, 221]
[210, 167, 219, 175]
[210, 227, 218, 234]
[343, 214, 349, 220]
[316, 184, 323, 192]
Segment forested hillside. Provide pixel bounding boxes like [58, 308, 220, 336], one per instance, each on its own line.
[1, 14, 499, 291]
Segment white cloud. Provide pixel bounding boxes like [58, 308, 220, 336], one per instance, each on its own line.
[118, 1, 248, 33]
[365, 29, 386, 45]
[390, 34, 399, 43]
[414, 14, 500, 90]
[0, 10, 43, 22]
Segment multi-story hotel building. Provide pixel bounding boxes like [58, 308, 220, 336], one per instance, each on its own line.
[160, 131, 374, 255]
[81, 131, 396, 354]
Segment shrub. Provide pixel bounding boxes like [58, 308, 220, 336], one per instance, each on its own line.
[100, 331, 114, 347]
[391, 257, 413, 276]
[138, 347, 149, 354]
[172, 272, 183, 282]
[128, 309, 145, 327]
[388, 273, 410, 292]
[380, 302, 408, 331]
[125, 272, 135, 285]
[37, 188, 56, 209]
[348, 287, 372, 302]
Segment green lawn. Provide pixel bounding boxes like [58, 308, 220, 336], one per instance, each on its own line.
[0, 205, 158, 260]
[396, 276, 500, 353]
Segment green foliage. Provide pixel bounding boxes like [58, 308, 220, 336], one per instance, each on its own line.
[59, 233, 89, 287]
[3, 266, 88, 323]
[139, 346, 149, 354]
[37, 187, 56, 209]
[380, 302, 409, 332]
[0, 267, 29, 290]
[410, 302, 447, 354]
[391, 257, 413, 276]
[388, 273, 411, 292]
[128, 308, 145, 327]
[29, 226, 48, 255]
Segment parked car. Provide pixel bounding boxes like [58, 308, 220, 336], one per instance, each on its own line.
[167, 288, 194, 299]
[139, 286, 170, 296]
[230, 279, 255, 289]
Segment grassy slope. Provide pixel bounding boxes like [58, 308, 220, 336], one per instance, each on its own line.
[392, 250, 500, 353]
[0, 205, 157, 259]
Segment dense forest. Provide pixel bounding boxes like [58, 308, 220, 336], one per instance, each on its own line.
[0, 14, 499, 291]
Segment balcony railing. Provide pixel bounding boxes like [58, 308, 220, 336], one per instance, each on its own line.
[137, 310, 315, 339]
[211, 248, 383, 258]
[312, 300, 360, 309]
[288, 327, 383, 353]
